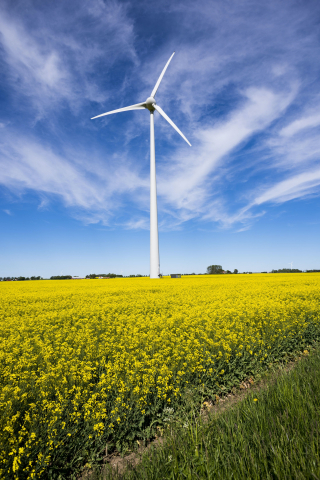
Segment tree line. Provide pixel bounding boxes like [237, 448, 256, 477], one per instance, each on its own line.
[50, 275, 73, 280]
[271, 268, 302, 273]
[85, 273, 124, 279]
[1, 269, 319, 281]
[0, 276, 42, 281]
[206, 265, 320, 274]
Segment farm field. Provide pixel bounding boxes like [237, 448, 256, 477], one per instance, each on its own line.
[1, 274, 320, 479]
[108, 342, 320, 480]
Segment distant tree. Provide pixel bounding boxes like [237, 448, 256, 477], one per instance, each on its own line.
[261, 271, 268, 273]
[50, 275, 72, 280]
[207, 265, 223, 274]
[233, 269, 238, 274]
[226, 270, 232, 274]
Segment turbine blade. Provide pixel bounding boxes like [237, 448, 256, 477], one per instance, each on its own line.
[91, 103, 146, 120]
[154, 104, 191, 146]
[151, 52, 175, 98]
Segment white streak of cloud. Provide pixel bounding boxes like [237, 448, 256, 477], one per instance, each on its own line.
[254, 168, 320, 205]
[280, 113, 320, 137]
[0, 1, 137, 117]
[157, 87, 295, 219]
[0, 130, 148, 224]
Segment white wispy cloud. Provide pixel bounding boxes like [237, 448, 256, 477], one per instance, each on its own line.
[156, 86, 296, 222]
[0, 130, 148, 224]
[280, 113, 320, 137]
[253, 169, 320, 205]
[0, 0, 137, 117]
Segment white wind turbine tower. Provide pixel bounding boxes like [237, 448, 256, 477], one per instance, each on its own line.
[289, 262, 293, 270]
[91, 52, 191, 279]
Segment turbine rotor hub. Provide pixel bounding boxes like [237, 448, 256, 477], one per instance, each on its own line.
[145, 97, 156, 111]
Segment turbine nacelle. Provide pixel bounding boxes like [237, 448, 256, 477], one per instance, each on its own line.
[91, 52, 191, 146]
[145, 97, 156, 111]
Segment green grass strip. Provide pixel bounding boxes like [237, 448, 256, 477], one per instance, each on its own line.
[105, 348, 320, 480]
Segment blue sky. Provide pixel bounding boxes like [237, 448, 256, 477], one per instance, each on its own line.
[0, 0, 320, 276]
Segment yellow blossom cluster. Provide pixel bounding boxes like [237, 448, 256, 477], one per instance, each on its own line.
[0, 273, 320, 478]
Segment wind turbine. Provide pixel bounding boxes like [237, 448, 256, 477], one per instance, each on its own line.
[289, 262, 293, 270]
[91, 52, 191, 279]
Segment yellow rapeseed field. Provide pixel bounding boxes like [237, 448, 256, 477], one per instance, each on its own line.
[1, 273, 320, 478]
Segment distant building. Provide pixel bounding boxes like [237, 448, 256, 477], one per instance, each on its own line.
[171, 274, 181, 278]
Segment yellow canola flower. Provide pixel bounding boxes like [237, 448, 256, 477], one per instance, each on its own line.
[0, 273, 320, 478]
